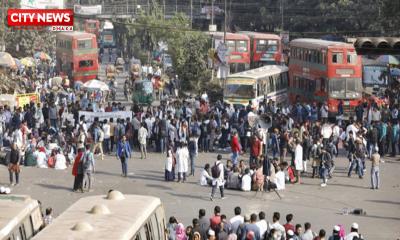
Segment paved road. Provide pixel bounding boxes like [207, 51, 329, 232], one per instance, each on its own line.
[1, 149, 399, 239]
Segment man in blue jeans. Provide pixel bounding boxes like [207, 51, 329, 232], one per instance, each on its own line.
[117, 135, 132, 177]
[348, 139, 366, 179]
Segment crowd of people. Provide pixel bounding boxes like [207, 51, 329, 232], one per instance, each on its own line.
[166, 206, 365, 240]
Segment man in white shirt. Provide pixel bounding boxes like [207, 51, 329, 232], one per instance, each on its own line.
[240, 169, 251, 191]
[102, 120, 111, 154]
[270, 212, 285, 240]
[138, 123, 149, 159]
[230, 207, 244, 234]
[344, 223, 360, 240]
[256, 211, 269, 239]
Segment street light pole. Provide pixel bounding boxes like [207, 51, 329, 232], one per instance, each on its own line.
[223, 0, 227, 43]
[281, 0, 284, 31]
[211, 0, 215, 83]
[190, 0, 193, 28]
[1, 0, 5, 52]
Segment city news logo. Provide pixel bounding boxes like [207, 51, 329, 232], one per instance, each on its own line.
[7, 9, 74, 31]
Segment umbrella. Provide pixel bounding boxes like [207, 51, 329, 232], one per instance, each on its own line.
[13, 58, 23, 70]
[34, 52, 51, 61]
[51, 76, 63, 86]
[376, 55, 400, 65]
[391, 68, 400, 76]
[0, 52, 16, 68]
[20, 57, 36, 67]
[83, 79, 110, 91]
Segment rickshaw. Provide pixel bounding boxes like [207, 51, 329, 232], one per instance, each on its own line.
[132, 79, 153, 105]
[106, 64, 116, 81]
[129, 58, 142, 83]
[115, 57, 125, 74]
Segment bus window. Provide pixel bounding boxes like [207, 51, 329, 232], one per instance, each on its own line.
[332, 52, 343, 64]
[309, 80, 316, 93]
[144, 222, 154, 240]
[131, 234, 141, 240]
[347, 52, 357, 64]
[79, 60, 94, 68]
[150, 214, 160, 240]
[269, 76, 274, 92]
[237, 41, 248, 52]
[227, 41, 235, 52]
[322, 52, 327, 64]
[78, 39, 92, 49]
[23, 217, 33, 238]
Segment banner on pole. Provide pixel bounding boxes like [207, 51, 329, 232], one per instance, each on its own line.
[16, 93, 39, 108]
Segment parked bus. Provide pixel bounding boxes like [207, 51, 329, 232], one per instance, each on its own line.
[362, 57, 390, 96]
[0, 195, 43, 240]
[56, 31, 99, 82]
[209, 32, 251, 74]
[223, 65, 289, 107]
[32, 191, 167, 240]
[84, 19, 100, 39]
[288, 38, 362, 117]
[240, 31, 283, 67]
[100, 20, 116, 48]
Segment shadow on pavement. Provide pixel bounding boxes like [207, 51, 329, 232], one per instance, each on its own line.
[36, 183, 71, 191]
[145, 184, 173, 191]
[366, 200, 400, 205]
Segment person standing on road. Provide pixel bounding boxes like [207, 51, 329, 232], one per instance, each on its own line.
[210, 154, 225, 201]
[370, 146, 381, 190]
[82, 144, 95, 192]
[102, 119, 111, 154]
[72, 148, 84, 192]
[231, 131, 241, 167]
[138, 122, 149, 159]
[176, 142, 189, 183]
[8, 143, 20, 186]
[117, 135, 132, 177]
[294, 139, 303, 184]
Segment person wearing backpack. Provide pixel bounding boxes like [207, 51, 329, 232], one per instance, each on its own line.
[210, 154, 225, 201]
[82, 144, 95, 192]
[92, 123, 104, 161]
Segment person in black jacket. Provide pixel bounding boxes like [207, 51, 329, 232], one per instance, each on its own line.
[8, 143, 20, 186]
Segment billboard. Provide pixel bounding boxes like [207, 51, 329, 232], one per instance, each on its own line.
[363, 65, 389, 86]
[73, 5, 102, 15]
[20, 0, 64, 9]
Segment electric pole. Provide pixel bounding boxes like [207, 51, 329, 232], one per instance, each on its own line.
[175, 0, 177, 14]
[190, 0, 193, 28]
[1, 0, 6, 52]
[281, 0, 284, 31]
[223, 0, 226, 43]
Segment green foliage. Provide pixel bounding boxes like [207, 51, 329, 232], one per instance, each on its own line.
[231, 0, 400, 36]
[5, 30, 56, 58]
[114, 6, 211, 92]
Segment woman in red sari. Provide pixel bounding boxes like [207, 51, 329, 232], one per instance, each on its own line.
[72, 148, 84, 192]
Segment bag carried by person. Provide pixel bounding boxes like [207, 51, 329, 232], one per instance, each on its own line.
[211, 162, 221, 178]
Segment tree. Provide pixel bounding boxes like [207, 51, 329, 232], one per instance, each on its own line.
[114, 5, 211, 92]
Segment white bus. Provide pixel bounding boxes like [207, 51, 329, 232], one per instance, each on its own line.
[32, 191, 167, 240]
[223, 65, 289, 107]
[0, 195, 44, 240]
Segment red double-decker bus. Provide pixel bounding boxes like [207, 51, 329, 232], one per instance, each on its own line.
[209, 32, 251, 73]
[288, 39, 362, 117]
[240, 31, 283, 68]
[84, 19, 100, 39]
[56, 32, 99, 82]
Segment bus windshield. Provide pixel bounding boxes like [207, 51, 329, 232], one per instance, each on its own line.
[225, 84, 254, 98]
[256, 40, 278, 52]
[329, 78, 362, 99]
